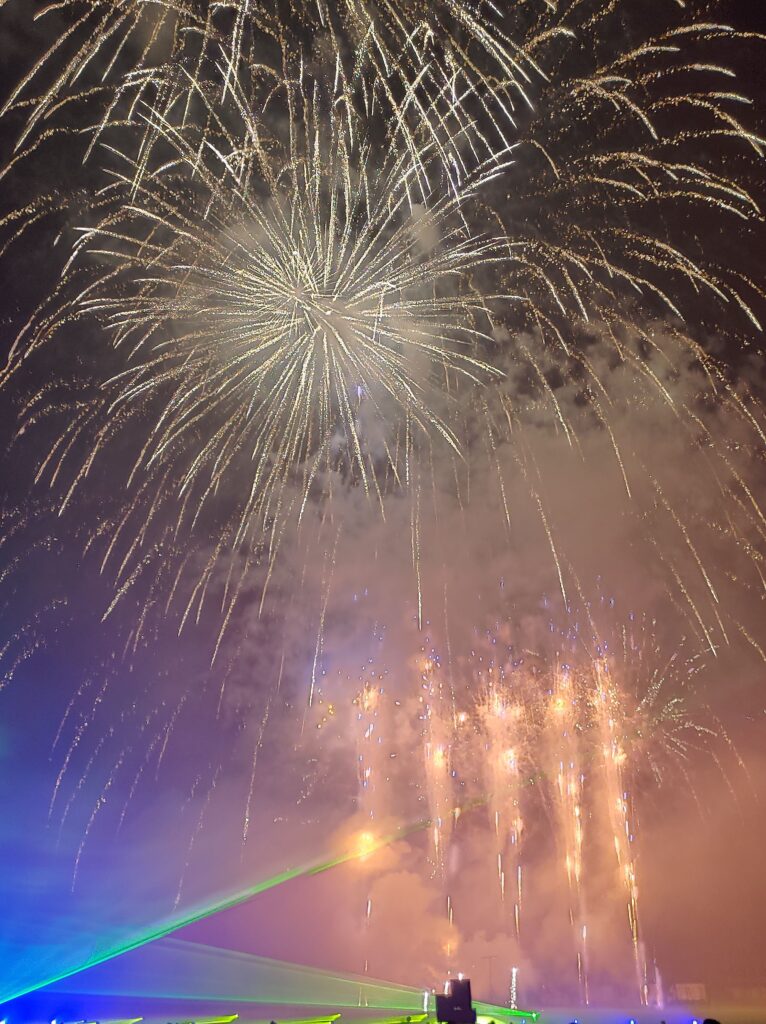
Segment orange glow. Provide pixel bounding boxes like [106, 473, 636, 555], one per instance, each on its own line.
[502, 747, 517, 770]
[355, 830, 377, 862]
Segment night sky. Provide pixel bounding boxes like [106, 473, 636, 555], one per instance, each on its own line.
[1, 1, 766, 1017]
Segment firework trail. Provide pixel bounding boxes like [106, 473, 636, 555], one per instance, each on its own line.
[572, 606, 736, 1005]
[0, 0, 555, 186]
[353, 652, 388, 977]
[476, 667, 527, 939]
[589, 657, 648, 1005]
[417, 645, 453, 876]
[545, 667, 590, 1006]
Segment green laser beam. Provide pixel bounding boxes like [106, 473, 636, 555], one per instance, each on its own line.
[46, 937, 539, 1021]
[47, 937, 428, 1008]
[6, 803, 485, 1003]
[476, 1007, 540, 1021]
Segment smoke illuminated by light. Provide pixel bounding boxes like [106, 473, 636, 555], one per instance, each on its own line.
[0, 0, 764, 1012]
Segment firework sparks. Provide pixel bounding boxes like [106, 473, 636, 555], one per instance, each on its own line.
[1, 2, 764, 651]
[476, 668, 528, 938]
[0, 0, 764, 1007]
[418, 647, 454, 874]
[4, 58, 512, 654]
[546, 667, 590, 1006]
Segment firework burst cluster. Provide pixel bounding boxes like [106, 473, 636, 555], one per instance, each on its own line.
[2, 1, 764, 616]
[0, 0, 765, 1008]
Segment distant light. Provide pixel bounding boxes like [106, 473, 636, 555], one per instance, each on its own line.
[354, 831, 376, 862]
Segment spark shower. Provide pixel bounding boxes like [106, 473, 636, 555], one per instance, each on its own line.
[0, 0, 765, 1012]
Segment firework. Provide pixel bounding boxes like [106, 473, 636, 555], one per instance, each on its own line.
[545, 667, 590, 1006]
[426, 603, 744, 1005]
[0, 0, 764, 1006]
[4, 57, 514, 654]
[418, 647, 454, 874]
[475, 666, 529, 939]
[0, 0, 546, 183]
[1, 1, 763, 644]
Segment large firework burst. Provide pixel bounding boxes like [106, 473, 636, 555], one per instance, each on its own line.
[0, 5, 764, 1003]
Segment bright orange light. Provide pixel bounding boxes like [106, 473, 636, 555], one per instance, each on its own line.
[501, 747, 517, 770]
[360, 685, 379, 712]
[355, 831, 377, 862]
